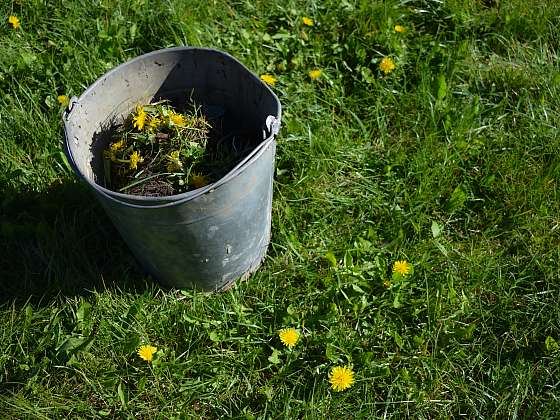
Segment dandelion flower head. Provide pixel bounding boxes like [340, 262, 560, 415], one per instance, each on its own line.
[190, 173, 210, 189]
[392, 260, 411, 275]
[302, 17, 314, 26]
[329, 365, 355, 392]
[169, 112, 186, 128]
[137, 344, 157, 362]
[309, 69, 322, 80]
[57, 95, 69, 107]
[147, 115, 162, 131]
[394, 25, 406, 33]
[8, 15, 20, 29]
[260, 74, 276, 87]
[379, 57, 396, 75]
[279, 327, 299, 348]
[166, 150, 183, 172]
[132, 105, 147, 131]
[110, 139, 125, 152]
[129, 150, 141, 170]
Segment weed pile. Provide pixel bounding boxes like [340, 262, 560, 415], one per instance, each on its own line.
[103, 100, 214, 196]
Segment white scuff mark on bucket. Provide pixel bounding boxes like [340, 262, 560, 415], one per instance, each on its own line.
[207, 225, 219, 239]
[223, 245, 233, 266]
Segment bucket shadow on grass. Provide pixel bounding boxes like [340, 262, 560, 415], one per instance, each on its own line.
[0, 180, 150, 306]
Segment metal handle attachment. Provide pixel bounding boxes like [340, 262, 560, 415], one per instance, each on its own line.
[63, 96, 79, 122]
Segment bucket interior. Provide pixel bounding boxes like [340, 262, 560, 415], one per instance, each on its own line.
[65, 48, 280, 193]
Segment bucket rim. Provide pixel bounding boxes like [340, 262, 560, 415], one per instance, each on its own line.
[63, 46, 281, 209]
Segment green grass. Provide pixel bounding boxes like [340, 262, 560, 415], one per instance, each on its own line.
[1, 0, 560, 417]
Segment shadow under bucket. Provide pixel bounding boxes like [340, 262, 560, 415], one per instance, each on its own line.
[63, 47, 282, 291]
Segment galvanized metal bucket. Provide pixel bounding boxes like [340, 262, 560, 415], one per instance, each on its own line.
[63, 47, 281, 291]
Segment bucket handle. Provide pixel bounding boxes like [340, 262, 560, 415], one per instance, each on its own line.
[63, 96, 79, 123]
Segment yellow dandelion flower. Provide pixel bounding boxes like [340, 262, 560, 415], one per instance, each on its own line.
[394, 25, 406, 33]
[110, 139, 125, 152]
[302, 17, 314, 26]
[132, 105, 147, 131]
[129, 150, 141, 170]
[57, 95, 70, 107]
[8, 15, 20, 29]
[190, 173, 210, 189]
[260, 74, 276, 87]
[379, 57, 396, 75]
[166, 150, 183, 172]
[309, 69, 322, 80]
[147, 115, 162, 131]
[137, 344, 157, 362]
[379, 57, 396, 74]
[169, 112, 186, 128]
[278, 327, 299, 349]
[329, 365, 355, 392]
[383, 279, 392, 288]
[392, 260, 411, 275]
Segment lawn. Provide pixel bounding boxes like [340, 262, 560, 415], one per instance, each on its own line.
[1, 0, 560, 418]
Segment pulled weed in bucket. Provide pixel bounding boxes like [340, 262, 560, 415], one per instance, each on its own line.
[103, 101, 213, 196]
